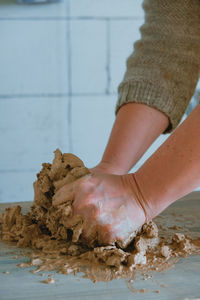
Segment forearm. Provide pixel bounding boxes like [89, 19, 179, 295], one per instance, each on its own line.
[116, 0, 200, 136]
[93, 0, 200, 176]
[134, 104, 200, 220]
[93, 102, 169, 174]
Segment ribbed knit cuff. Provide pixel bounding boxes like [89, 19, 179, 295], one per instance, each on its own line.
[116, 80, 186, 134]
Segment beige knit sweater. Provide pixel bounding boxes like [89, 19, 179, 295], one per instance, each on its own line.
[116, 0, 200, 133]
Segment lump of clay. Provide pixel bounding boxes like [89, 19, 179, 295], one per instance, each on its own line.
[0, 149, 90, 249]
[0, 149, 180, 282]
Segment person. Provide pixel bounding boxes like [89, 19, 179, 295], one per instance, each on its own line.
[54, 0, 200, 247]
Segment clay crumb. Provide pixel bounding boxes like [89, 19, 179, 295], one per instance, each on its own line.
[17, 262, 30, 268]
[168, 225, 182, 230]
[160, 245, 171, 259]
[127, 281, 148, 294]
[31, 258, 43, 266]
[41, 275, 55, 284]
[41, 278, 55, 284]
[172, 233, 186, 242]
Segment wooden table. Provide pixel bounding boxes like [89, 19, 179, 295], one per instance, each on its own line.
[0, 193, 200, 300]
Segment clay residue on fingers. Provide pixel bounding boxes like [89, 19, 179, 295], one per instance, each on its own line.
[0, 148, 200, 283]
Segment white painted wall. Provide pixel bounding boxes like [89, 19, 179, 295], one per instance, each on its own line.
[0, 0, 199, 202]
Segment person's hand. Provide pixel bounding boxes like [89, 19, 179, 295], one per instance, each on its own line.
[53, 173, 149, 248]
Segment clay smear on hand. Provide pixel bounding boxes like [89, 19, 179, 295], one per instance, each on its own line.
[0, 149, 199, 283]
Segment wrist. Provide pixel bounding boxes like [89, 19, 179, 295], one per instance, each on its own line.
[90, 161, 126, 175]
[134, 171, 168, 220]
[124, 173, 154, 222]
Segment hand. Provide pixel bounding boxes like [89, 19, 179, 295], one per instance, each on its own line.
[53, 173, 149, 248]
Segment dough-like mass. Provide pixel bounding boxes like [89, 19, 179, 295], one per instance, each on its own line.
[0, 149, 199, 282]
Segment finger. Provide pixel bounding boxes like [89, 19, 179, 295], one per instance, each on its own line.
[54, 174, 93, 208]
[97, 224, 115, 246]
[74, 205, 99, 244]
[72, 191, 91, 214]
[53, 182, 75, 206]
[72, 180, 99, 213]
[81, 222, 98, 246]
[54, 173, 91, 197]
[73, 199, 98, 219]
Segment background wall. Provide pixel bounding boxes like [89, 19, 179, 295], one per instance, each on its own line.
[0, 0, 199, 202]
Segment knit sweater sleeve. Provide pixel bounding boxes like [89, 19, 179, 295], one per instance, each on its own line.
[116, 0, 200, 133]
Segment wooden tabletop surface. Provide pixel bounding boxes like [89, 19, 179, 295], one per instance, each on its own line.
[0, 192, 200, 300]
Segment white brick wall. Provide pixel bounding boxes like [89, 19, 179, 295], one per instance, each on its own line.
[71, 20, 107, 94]
[0, 1, 67, 18]
[110, 19, 143, 93]
[0, 172, 36, 203]
[70, 0, 144, 18]
[0, 0, 199, 202]
[71, 95, 116, 168]
[0, 97, 69, 170]
[0, 20, 68, 94]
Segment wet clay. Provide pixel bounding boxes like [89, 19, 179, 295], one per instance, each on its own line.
[0, 149, 200, 283]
